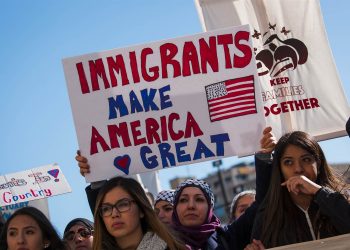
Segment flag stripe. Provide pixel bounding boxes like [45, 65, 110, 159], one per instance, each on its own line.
[211, 110, 257, 122]
[226, 75, 254, 85]
[226, 83, 254, 92]
[210, 104, 257, 117]
[209, 100, 256, 113]
[208, 88, 254, 103]
[210, 93, 254, 106]
[208, 93, 254, 105]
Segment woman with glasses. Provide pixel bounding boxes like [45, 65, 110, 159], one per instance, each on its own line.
[0, 206, 66, 250]
[247, 131, 350, 249]
[93, 176, 185, 250]
[63, 218, 93, 250]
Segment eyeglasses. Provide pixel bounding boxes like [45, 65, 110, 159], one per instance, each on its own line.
[99, 198, 135, 217]
[63, 228, 93, 241]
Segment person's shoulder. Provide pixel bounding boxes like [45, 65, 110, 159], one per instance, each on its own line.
[206, 231, 219, 249]
[206, 226, 232, 250]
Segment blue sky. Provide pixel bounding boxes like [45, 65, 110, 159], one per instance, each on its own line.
[0, 0, 349, 234]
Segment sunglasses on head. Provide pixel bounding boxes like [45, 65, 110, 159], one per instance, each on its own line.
[63, 228, 93, 241]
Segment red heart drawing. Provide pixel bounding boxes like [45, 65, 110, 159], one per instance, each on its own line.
[114, 155, 131, 175]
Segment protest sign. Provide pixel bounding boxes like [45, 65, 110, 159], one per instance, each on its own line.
[0, 164, 71, 206]
[63, 25, 266, 182]
[0, 198, 49, 221]
[195, 0, 350, 141]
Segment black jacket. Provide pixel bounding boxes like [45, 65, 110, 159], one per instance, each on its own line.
[214, 153, 273, 250]
[252, 182, 350, 247]
[85, 180, 107, 214]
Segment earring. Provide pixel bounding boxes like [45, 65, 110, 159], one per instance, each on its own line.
[44, 243, 50, 248]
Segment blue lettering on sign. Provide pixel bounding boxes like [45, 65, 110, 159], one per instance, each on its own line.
[129, 90, 144, 114]
[158, 143, 176, 168]
[108, 85, 173, 119]
[108, 95, 128, 118]
[211, 133, 230, 156]
[158, 85, 172, 110]
[175, 141, 191, 162]
[139, 133, 230, 168]
[141, 88, 159, 112]
[140, 146, 158, 169]
[193, 139, 215, 160]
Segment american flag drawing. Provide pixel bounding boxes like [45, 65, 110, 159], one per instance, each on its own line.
[205, 75, 257, 122]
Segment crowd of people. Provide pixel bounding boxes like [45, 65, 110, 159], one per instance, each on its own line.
[0, 119, 350, 250]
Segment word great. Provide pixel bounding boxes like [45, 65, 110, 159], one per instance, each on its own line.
[140, 133, 230, 169]
[76, 31, 252, 94]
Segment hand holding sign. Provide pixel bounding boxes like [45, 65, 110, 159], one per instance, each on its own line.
[259, 127, 277, 154]
[76, 150, 90, 177]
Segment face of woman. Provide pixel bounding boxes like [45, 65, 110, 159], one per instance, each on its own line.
[233, 195, 255, 219]
[154, 201, 173, 225]
[101, 187, 144, 244]
[176, 187, 209, 227]
[64, 224, 93, 250]
[7, 214, 49, 250]
[280, 144, 318, 182]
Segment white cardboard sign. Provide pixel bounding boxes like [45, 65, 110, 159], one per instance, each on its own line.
[0, 198, 50, 221]
[63, 25, 266, 182]
[0, 164, 71, 206]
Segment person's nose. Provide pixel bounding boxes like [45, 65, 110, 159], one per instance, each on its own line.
[294, 160, 304, 174]
[158, 209, 165, 219]
[17, 232, 25, 245]
[111, 206, 121, 218]
[187, 198, 195, 209]
[75, 232, 83, 243]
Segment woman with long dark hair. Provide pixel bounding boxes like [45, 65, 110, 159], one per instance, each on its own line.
[0, 206, 66, 250]
[92, 176, 185, 250]
[250, 131, 350, 249]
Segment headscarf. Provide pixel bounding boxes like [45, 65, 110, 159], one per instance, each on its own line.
[64, 218, 94, 234]
[229, 190, 256, 219]
[172, 179, 220, 249]
[155, 190, 175, 206]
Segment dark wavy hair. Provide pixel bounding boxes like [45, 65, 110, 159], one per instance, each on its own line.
[0, 206, 66, 250]
[259, 131, 349, 248]
[92, 176, 185, 250]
